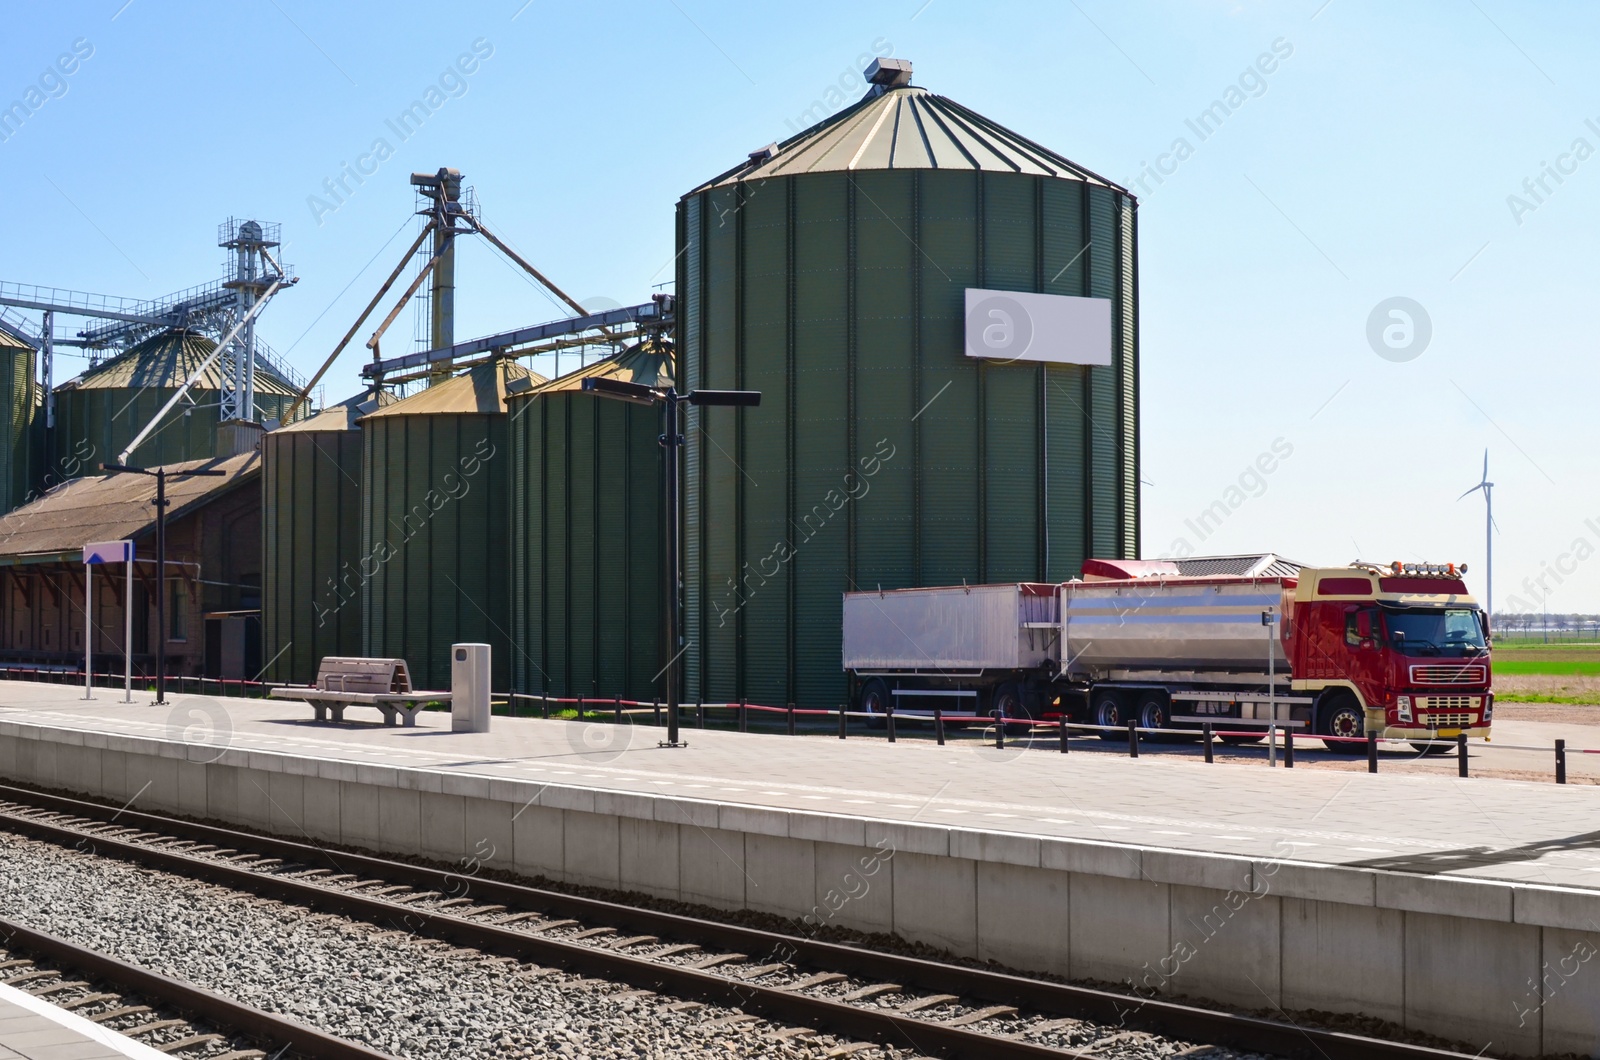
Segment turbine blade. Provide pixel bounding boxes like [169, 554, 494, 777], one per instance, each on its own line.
[1457, 484, 1483, 500]
[1482, 449, 1488, 481]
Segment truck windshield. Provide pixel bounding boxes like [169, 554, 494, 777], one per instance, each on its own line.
[1385, 608, 1487, 655]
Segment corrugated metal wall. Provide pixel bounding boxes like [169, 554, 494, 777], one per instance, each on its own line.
[508, 389, 663, 701]
[52, 387, 296, 479]
[361, 413, 511, 692]
[0, 346, 34, 516]
[261, 427, 364, 685]
[679, 171, 1138, 709]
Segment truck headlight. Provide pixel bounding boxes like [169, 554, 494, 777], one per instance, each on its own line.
[1482, 696, 1492, 723]
[1396, 695, 1412, 722]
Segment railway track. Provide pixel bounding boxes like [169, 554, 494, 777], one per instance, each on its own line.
[0, 781, 1479, 1060]
[0, 913, 398, 1059]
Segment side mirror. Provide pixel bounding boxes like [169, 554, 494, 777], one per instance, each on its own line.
[1356, 611, 1372, 639]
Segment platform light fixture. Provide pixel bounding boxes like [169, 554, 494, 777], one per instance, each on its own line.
[581, 379, 760, 747]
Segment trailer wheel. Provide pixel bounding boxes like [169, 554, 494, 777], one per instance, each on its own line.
[1319, 693, 1366, 754]
[992, 683, 1029, 723]
[859, 678, 890, 730]
[1137, 693, 1173, 742]
[1091, 691, 1123, 741]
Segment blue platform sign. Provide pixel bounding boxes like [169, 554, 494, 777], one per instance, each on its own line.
[83, 540, 134, 565]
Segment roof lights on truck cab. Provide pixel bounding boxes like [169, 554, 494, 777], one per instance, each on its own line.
[1351, 561, 1466, 577]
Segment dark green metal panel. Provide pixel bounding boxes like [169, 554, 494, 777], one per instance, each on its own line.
[362, 412, 510, 692]
[261, 428, 363, 684]
[680, 166, 1137, 708]
[679, 196, 704, 700]
[0, 346, 34, 516]
[507, 383, 664, 702]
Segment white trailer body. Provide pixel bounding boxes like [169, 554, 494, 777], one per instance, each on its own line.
[1060, 579, 1293, 675]
[842, 583, 1057, 673]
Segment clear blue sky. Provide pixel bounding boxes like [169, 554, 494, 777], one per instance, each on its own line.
[4, 1, 1597, 613]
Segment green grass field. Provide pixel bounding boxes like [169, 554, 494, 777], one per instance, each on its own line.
[1491, 644, 1600, 704]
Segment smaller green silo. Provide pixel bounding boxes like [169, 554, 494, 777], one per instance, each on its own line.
[52, 330, 300, 479]
[0, 327, 35, 516]
[361, 359, 543, 692]
[261, 392, 394, 685]
[508, 342, 669, 703]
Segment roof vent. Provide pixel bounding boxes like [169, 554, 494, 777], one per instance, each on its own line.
[865, 57, 912, 90]
[748, 142, 779, 164]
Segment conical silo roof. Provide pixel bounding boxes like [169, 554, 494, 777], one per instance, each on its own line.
[275, 389, 397, 433]
[361, 359, 545, 419]
[690, 82, 1127, 192]
[62, 329, 298, 394]
[514, 340, 673, 397]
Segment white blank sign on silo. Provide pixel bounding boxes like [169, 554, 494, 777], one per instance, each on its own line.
[964, 288, 1112, 366]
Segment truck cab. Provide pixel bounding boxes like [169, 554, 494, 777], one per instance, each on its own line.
[1290, 563, 1491, 745]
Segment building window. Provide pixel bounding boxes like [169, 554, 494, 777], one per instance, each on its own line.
[169, 580, 186, 643]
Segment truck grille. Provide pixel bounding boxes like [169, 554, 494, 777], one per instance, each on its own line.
[1411, 665, 1486, 685]
[1422, 695, 1476, 712]
[1419, 712, 1474, 728]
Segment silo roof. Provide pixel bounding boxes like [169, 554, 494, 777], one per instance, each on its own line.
[510, 341, 674, 399]
[360, 359, 545, 419]
[62, 329, 298, 395]
[690, 85, 1128, 194]
[275, 389, 397, 433]
[0, 323, 33, 351]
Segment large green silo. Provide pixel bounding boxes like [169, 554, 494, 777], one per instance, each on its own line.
[677, 71, 1139, 710]
[507, 342, 668, 703]
[261, 393, 393, 685]
[0, 328, 35, 516]
[52, 330, 300, 479]
[360, 360, 542, 692]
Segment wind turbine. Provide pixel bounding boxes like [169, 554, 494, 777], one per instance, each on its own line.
[1458, 450, 1496, 620]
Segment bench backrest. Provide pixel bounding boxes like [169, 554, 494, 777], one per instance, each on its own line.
[315, 657, 413, 694]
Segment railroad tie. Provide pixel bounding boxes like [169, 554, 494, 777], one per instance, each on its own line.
[938, 1004, 1017, 1027]
[662, 1001, 705, 1012]
[211, 1052, 269, 1060]
[156, 1033, 225, 1053]
[700, 1014, 762, 1030]
[88, 1005, 152, 1023]
[651, 943, 702, 959]
[4, 969, 59, 986]
[784, 972, 847, 991]
[607, 935, 660, 950]
[688, 952, 748, 970]
[766, 1027, 817, 1041]
[60, 992, 119, 1010]
[733, 962, 789, 979]
[120, 1019, 188, 1037]
[839, 982, 901, 1002]
[569, 927, 618, 940]
[895, 993, 959, 1014]
[823, 1044, 880, 1058]
[32, 979, 91, 995]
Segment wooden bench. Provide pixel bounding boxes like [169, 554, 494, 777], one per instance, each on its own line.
[268, 657, 450, 727]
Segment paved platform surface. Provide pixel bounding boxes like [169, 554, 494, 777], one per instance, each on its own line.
[6, 682, 1600, 892]
[0, 983, 165, 1060]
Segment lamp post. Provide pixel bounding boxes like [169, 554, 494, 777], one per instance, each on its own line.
[581, 377, 760, 747]
[101, 464, 226, 705]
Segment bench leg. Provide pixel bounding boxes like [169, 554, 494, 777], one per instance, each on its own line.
[378, 705, 399, 726]
[330, 704, 346, 724]
[312, 704, 327, 723]
[397, 704, 420, 727]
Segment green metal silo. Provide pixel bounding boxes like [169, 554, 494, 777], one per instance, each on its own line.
[52, 330, 299, 479]
[261, 392, 394, 685]
[677, 65, 1139, 709]
[360, 359, 542, 692]
[0, 327, 35, 516]
[507, 342, 668, 703]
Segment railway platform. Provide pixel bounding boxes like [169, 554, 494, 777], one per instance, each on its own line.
[1, 680, 1597, 1056]
[0, 982, 166, 1060]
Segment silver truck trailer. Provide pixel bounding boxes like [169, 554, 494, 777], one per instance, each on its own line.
[842, 556, 1307, 738]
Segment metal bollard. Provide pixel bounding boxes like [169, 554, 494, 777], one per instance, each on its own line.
[1457, 732, 1468, 778]
[887, 708, 896, 743]
[1268, 723, 1277, 767]
[838, 705, 847, 740]
[1203, 723, 1213, 763]
[1127, 719, 1139, 758]
[1058, 717, 1068, 754]
[1284, 725, 1294, 768]
[1557, 739, 1567, 785]
[697, 700, 705, 728]
[994, 710, 1005, 750]
[739, 699, 747, 733]
[541, 694, 550, 720]
[935, 707, 945, 747]
[578, 695, 585, 720]
[614, 695, 622, 724]
[653, 698, 661, 726]
[787, 702, 796, 736]
[1367, 731, 1378, 773]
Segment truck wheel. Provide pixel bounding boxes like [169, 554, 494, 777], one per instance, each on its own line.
[1137, 694, 1172, 742]
[1319, 694, 1366, 754]
[859, 678, 890, 731]
[992, 683, 1028, 723]
[1092, 692, 1123, 741]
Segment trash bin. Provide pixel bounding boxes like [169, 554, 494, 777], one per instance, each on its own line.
[451, 643, 491, 733]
